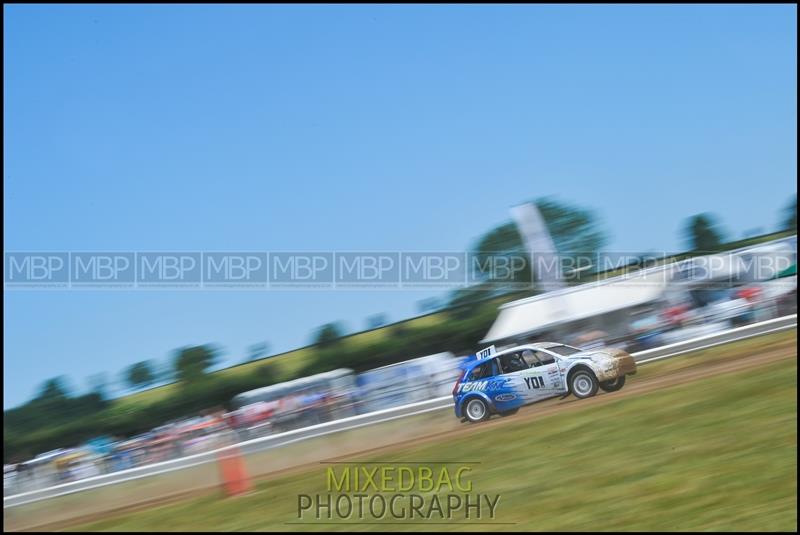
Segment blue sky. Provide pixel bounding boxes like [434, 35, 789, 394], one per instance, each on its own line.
[3, 4, 796, 408]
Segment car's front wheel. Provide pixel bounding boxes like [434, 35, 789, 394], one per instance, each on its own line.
[600, 375, 626, 393]
[463, 398, 490, 423]
[570, 369, 599, 399]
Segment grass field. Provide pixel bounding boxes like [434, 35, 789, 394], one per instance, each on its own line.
[69, 335, 798, 532]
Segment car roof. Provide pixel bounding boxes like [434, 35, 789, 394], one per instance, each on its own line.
[465, 342, 571, 369]
[497, 342, 569, 354]
[526, 342, 566, 350]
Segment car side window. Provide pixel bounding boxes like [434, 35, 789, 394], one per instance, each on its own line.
[469, 362, 495, 380]
[520, 349, 541, 368]
[498, 352, 529, 374]
[536, 350, 556, 366]
[521, 349, 556, 367]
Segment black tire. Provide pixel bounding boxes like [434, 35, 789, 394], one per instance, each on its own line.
[499, 408, 519, 417]
[569, 369, 599, 399]
[463, 398, 490, 423]
[600, 375, 626, 393]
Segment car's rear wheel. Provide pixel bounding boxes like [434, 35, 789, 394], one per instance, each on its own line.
[464, 398, 490, 423]
[600, 375, 626, 393]
[570, 369, 599, 399]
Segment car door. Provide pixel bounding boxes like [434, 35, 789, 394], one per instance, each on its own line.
[518, 349, 566, 399]
[495, 352, 542, 404]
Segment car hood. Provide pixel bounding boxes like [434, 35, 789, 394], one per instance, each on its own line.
[564, 347, 629, 362]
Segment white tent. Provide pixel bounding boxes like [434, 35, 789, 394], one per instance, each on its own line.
[482, 265, 669, 343]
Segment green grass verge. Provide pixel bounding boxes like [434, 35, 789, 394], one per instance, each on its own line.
[71, 338, 797, 532]
[633, 328, 797, 380]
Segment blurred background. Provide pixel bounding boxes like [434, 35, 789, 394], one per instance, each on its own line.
[3, 4, 797, 504]
[4, 203, 796, 495]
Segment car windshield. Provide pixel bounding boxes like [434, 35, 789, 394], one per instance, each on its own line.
[547, 345, 582, 356]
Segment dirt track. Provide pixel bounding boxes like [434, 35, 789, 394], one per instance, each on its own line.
[9, 334, 797, 532]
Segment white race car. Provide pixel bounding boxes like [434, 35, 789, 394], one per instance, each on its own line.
[453, 342, 637, 423]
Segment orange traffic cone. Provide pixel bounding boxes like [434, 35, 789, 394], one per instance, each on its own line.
[217, 445, 253, 496]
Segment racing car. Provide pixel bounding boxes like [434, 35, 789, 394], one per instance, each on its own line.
[453, 342, 637, 423]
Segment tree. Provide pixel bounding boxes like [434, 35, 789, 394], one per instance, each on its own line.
[684, 213, 726, 252]
[474, 222, 527, 257]
[37, 377, 70, 401]
[463, 197, 608, 299]
[782, 195, 797, 231]
[416, 297, 444, 314]
[313, 322, 344, 347]
[246, 342, 271, 362]
[367, 314, 388, 330]
[154, 358, 175, 384]
[470, 222, 532, 290]
[87, 373, 110, 400]
[125, 361, 156, 389]
[473, 197, 608, 258]
[174, 345, 218, 383]
[536, 197, 609, 255]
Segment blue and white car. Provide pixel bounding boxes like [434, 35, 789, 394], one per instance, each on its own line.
[453, 342, 637, 423]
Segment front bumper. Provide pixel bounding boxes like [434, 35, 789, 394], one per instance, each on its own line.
[617, 354, 637, 376]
